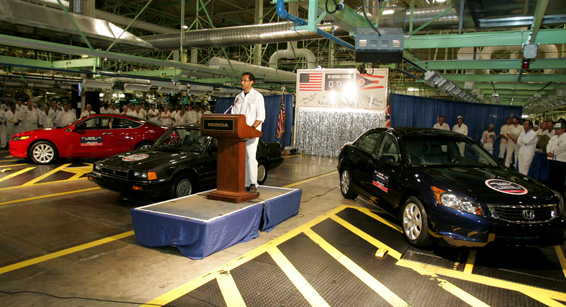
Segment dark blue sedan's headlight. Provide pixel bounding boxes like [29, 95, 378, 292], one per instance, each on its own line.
[432, 186, 483, 216]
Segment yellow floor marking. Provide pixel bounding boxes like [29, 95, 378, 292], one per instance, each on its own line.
[282, 170, 336, 188]
[283, 153, 304, 158]
[144, 205, 352, 306]
[0, 231, 134, 275]
[397, 259, 566, 302]
[555, 245, 566, 280]
[304, 229, 409, 307]
[0, 163, 28, 168]
[355, 206, 403, 233]
[330, 215, 402, 260]
[0, 187, 101, 206]
[62, 164, 93, 181]
[268, 247, 330, 307]
[437, 278, 490, 307]
[464, 249, 477, 274]
[0, 167, 35, 183]
[0, 177, 89, 192]
[21, 163, 71, 187]
[216, 270, 247, 307]
[523, 292, 566, 307]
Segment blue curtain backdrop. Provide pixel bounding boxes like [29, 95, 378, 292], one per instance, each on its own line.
[216, 94, 294, 148]
[390, 93, 523, 157]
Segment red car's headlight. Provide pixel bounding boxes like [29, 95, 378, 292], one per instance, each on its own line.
[12, 135, 30, 141]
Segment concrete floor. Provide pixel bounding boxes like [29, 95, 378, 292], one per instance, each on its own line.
[0, 153, 348, 306]
[1, 150, 565, 306]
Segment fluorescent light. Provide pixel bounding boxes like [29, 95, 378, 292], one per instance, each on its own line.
[82, 80, 114, 89]
[382, 9, 395, 15]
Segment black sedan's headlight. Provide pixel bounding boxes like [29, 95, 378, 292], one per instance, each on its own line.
[132, 171, 157, 180]
[432, 186, 483, 216]
[554, 190, 564, 215]
[93, 163, 102, 171]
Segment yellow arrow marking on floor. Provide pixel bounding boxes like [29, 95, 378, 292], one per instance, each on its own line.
[0, 167, 35, 183]
[20, 163, 71, 186]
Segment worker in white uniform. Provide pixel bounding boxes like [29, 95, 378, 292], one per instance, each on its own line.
[505, 116, 523, 167]
[6, 103, 22, 142]
[231, 72, 266, 193]
[517, 119, 537, 175]
[0, 107, 6, 148]
[452, 115, 468, 156]
[21, 101, 40, 132]
[432, 115, 450, 130]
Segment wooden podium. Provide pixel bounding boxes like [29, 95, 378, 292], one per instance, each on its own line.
[201, 114, 262, 203]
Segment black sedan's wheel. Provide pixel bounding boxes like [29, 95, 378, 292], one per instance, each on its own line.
[402, 197, 432, 247]
[170, 176, 194, 198]
[340, 168, 357, 199]
[257, 162, 268, 185]
[30, 141, 58, 164]
[136, 141, 153, 150]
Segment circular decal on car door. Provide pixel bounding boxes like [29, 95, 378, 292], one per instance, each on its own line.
[485, 179, 528, 195]
[122, 154, 149, 162]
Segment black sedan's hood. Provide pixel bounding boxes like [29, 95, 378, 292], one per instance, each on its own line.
[98, 148, 202, 170]
[417, 166, 555, 204]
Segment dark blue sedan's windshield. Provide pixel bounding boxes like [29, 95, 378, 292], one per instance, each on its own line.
[155, 128, 210, 153]
[404, 136, 498, 167]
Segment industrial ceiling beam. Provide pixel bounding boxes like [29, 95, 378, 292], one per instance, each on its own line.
[420, 58, 566, 70]
[405, 29, 566, 49]
[529, 0, 550, 44]
[446, 74, 566, 83]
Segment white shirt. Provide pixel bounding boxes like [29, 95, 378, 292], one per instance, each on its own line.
[452, 123, 468, 136]
[6, 109, 22, 128]
[22, 108, 40, 131]
[232, 88, 266, 131]
[433, 122, 450, 130]
[547, 133, 566, 163]
[148, 109, 161, 123]
[499, 124, 510, 144]
[517, 129, 537, 156]
[56, 110, 77, 127]
[507, 124, 523, 144]
[40, 111, 54, 128]
[187, 110, 198, 124]
[161, 110, 173, 126]
[175, 112, 190, 125]
[482, 130, 496, 148]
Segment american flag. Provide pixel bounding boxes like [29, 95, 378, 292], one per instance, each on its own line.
[299, 73, 323, 91]
[276, 93, 286, 139]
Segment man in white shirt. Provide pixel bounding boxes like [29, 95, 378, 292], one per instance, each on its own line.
[517, 120, 537, 175]
[499, 117, 512, 158]
[0, 107, 6, 148]
[505, 116, 523, 167]
[21, 101, 40, 131]
[174, 108, 189, 125]
[481, 124, 496, 154]
[160, 106, 173, 126]
[147, 105, 161, 124]
[452, 116, 468, 135]
[546, 122, 566, 195]
[187, 106, 198, 124]
[39, 105, 55, 128]
[6, 103, 22, 141]
[433, 115, 450, 130]
[231, 72, 266, 193]
[55, 104, 77, 128]
[452, 116, 468, 155]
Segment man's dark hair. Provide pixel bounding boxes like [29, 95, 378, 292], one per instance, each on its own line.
[524, 119, 533, 127]
[513, 116, 520, 121]
[438, 115, 445, 119]
[242, 72, 255, 82]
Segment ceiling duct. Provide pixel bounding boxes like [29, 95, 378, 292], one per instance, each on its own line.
[142, 22, 344, 50]
[375, 5, 460, 31]
[269, 41, 316, 69]
[209, 57, 296, 83]
[0, 0, 153, 50]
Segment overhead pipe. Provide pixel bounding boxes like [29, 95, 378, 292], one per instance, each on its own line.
[276, 0, 355, 50]
[269, 41, 316, 69]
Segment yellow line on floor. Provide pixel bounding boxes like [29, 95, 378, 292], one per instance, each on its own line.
[0, 167, 35, 182]
[464, 249, 477, 274]
[0, 163, 28, 168]
[330, 215, 402, 260]
[144, 205, 352, 306]
[216, 270, 247, 307]
[304, 228, 409, 307]
[356, 206, 403, 233]
[20, 163, 71, 187]
[282, 170, 336, 188]
[397, 259, 566, 302]
[437, 278, 490, 307]
[0, 187, 101, 206]
[0, 177, 89, 192]
[0, 231, 134, 275]
[554, 245, 566, 280]
[523, 292, 565, 307]
[268, 247, 330, 307]
[283, 153, 304, 158]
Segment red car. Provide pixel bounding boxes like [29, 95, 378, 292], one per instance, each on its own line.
[9, 114, 169, 164]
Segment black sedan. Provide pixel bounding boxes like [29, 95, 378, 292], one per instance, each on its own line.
[338, 127, 565, 248]
[88, 124, 283, 199]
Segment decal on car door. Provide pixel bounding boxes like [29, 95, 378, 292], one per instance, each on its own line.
[372, 170, 389, 193]
[81, 136, 103, 146]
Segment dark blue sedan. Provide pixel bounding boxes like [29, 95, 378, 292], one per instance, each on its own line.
[338, 127, 566, 248]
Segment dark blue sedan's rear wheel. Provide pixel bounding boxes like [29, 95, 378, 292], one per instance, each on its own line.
[340, 168, 357, 199]
[402, 197, 432, 247]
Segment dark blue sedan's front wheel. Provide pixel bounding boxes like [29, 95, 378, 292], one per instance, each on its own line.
[402, 197, 432, 247]
[340, 168, 357, 199]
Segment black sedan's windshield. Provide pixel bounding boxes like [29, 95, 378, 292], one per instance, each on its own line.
[155, 128, 211, 153]
[403, 135, 498, 167]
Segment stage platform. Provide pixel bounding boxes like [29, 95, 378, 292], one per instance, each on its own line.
[131, 186, 302, 259]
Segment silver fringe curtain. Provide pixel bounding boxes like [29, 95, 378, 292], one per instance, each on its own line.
[295, 108, 384, 157]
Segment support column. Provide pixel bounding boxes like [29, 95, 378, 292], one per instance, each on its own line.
[254, 0, 264, 66]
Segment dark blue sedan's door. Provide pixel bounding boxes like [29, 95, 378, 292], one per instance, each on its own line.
[350, 131, 383, 200]
[369, 133, 404, 209]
